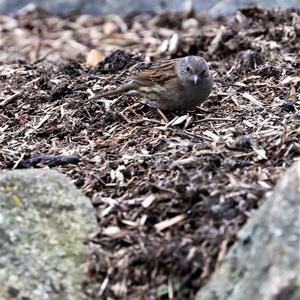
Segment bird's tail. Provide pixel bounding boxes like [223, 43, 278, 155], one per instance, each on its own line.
[88, 81, 137, 100]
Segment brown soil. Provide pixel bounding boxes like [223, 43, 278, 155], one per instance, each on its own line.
[0, 5, 299, 300]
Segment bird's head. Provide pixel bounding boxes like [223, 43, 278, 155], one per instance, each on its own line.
[177, 56, 210, 85]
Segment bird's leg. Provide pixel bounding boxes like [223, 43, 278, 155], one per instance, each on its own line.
[156, 108, 169, 124]
[141, 98, 169, 123]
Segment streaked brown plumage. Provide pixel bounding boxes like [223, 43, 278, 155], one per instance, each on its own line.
[89, 56, 213, 111]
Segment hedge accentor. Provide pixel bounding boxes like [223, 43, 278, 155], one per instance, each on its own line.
[90, 56, 213, 111]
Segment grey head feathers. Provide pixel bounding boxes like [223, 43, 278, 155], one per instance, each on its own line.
[176, 56, 210, 86]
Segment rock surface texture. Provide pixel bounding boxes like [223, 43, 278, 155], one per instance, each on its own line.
[196, 161, 300, 300]
[0, 169, 96, 300]
[0, 0, 299, 16]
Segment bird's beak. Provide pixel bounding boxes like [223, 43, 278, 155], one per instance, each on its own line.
[193, 75, 199, 84]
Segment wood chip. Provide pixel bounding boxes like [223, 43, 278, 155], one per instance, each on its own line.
[142, 194, 156, 208]
[203, 130, 220, 142]
[242, 92, 263, 107]
[86, 49, 104, 67]
[155, 214, 186, 231]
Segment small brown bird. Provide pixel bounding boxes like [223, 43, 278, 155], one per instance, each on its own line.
[89, 56, 213, 111]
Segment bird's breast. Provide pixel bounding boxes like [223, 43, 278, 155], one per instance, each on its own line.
[181, 77, 213, 109]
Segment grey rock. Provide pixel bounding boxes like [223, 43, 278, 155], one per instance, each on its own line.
[0, 169, 96, 300]
[0, 0, 298, 17]
[195, 162, 300, 300]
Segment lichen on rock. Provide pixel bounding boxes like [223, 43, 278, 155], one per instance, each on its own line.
[0, 169, 96, 300]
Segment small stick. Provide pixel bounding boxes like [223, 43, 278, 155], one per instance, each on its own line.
[195, 117, 237, 123]
[17, 154, 80, 168]
[0, 90, 24, 108]
[156, 108, 169, 123]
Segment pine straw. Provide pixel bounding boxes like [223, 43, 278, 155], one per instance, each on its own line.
[0, 5, 299, 299]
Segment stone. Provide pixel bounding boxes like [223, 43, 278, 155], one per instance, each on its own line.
[195, 162, 300, 300]
[1, 0, 298, 17]
[0, 169, 97, 300]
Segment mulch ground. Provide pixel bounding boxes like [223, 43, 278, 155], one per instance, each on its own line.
[0, 5, 299, 300]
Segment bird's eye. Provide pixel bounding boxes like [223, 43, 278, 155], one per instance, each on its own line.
[200, 70, 206, 76]
[186, 66, 193, 73]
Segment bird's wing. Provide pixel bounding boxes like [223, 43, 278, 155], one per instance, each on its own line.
[133, 59, 177, 87]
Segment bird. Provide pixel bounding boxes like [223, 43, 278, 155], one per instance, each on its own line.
[89, 56, 213, 111]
